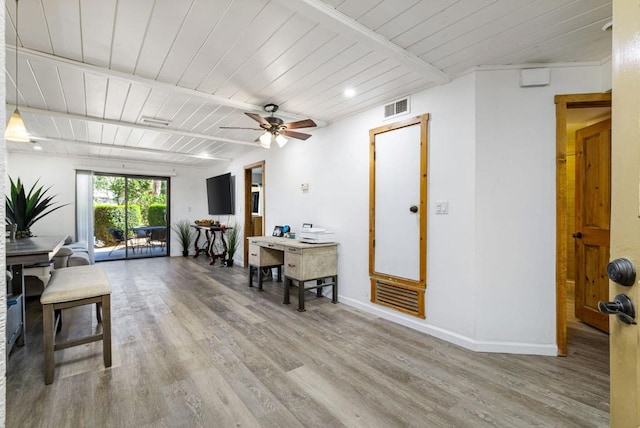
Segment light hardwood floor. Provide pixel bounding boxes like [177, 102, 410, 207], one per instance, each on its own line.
[7, 257, 609, 427]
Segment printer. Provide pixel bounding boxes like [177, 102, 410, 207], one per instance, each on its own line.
[298, 227, 336, 244]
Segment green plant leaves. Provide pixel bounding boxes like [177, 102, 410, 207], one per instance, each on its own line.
[6, 176, 68, 236]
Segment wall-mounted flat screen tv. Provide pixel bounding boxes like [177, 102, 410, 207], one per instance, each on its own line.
[206, 173, 234, 215]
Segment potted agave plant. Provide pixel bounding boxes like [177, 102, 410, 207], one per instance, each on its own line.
[6, 177, 68, 238]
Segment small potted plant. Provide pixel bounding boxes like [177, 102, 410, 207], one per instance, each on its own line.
[171, 219, 193, 257]
[225, 224, 242, 267]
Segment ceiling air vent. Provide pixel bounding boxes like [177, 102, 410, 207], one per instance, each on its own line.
[383, 97, 410, 119]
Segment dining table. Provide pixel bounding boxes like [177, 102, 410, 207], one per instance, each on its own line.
[6, 235, 66, 353]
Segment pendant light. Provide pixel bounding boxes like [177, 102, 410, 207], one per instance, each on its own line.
[5, 0, 29, 143]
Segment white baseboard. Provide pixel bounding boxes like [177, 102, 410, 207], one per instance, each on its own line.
[339, 295, 558, 357]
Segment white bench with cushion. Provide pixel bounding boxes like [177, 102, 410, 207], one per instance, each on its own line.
[40, 265, 112, 385]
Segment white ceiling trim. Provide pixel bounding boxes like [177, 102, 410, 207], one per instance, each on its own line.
[8, 45, 325, 124]
[279, 0, 450, 84]
[30, 136, 230, 162]
[13, 105, 260, 148]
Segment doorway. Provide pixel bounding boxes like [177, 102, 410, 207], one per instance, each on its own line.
[93, 173, 170, 261]
[555, 92, 611, 355]
[244, 161, 265, 267]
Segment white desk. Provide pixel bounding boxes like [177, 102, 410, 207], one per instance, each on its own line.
[247, 236, 338, 311]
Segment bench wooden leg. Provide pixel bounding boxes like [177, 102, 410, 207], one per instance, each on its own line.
[102, 295, 112, 367]
[42, 303, 55, 385]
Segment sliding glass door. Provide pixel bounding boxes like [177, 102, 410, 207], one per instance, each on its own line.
[93, 173, 170, 261]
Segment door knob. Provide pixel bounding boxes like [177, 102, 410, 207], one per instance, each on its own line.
[598, 294, 637, 325]
[409, 205, 418, 213]
[571, 232, 582, 239]
[607, 258, 636, 287]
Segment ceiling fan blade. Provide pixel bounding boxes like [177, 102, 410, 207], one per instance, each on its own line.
[220, 126, 262, 130]
[245, 112, 270, 127]
[281, 130, 312, 140]
[284, 119, 317, 130]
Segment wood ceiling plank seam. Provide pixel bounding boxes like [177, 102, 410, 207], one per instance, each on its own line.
[37, 0, 57, 57]
[180, 0, 270, 92]
[55, 66, 69, 115]
[433, 1, 610, 69]
[389, 0, 494, 50]
[78, 0, 116, 67]
[172, 100, 212, 130]
[40, 0, 83, 61]
[357, 0, 423, 31]
[252, 29, 341, 102]
[276, 0, 448, 83]
[376, 0, 459, 41]
[12, 0, 53, 54]
[438, 8, 611, 73]
[310, 65, 412, 110]
[239, 22, 325, 100]
[403, 0, 499, 53]
[24, 58, 50, 110]
[57, 66, 87, 116]
[283, 55, 393, 111]
[155, 0, 236, 84]
[506, 4, 612, 54]
[335, 0, 384, 20]
[197, 3, 296, 96]
[30, 61, 72, 113]
[412, 0, 536, 60]
[12, 46, 316, 123]
[222, 14, 323, 100]
[131, 0, 161, 75]
[319, 76, 431, 120]
[109, 0, 158, 74]
[268, 47, 380, 110]
[134, 0, 196, 79]
[120, 85, 152, 124]
[193, 106, 236, 134]
[490, 23, 612, 68]
[426, 0, 609, 66]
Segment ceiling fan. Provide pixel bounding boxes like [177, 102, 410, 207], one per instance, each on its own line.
[221, 103, 316, 148]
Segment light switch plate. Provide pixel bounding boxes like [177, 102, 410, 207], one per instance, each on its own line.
[435, 201, 449, 214]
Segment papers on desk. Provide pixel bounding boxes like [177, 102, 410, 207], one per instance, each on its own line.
[298, 228, 336, 244]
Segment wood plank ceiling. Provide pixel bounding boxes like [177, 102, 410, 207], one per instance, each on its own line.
[4, 0, 612, 166]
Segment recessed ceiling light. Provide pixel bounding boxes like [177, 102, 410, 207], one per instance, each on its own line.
[33, 143, 43, 151]
[344, 88, 356, 98]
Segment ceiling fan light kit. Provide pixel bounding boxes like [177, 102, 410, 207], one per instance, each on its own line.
[5, 0, 30, 143]
[259, 132, 272, 148]
[221, 103, 316, 149]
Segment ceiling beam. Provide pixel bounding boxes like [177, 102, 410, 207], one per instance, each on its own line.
[8, 45, 326, 125]
[277, 0, 449, 84]
[11, 105, 261, 147]
[29, 136, 230, 162]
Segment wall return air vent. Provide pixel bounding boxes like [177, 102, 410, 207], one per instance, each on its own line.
[383, 97, 410, 119]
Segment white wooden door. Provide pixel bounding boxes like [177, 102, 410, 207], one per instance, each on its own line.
[373, 125, 421, 281]
[369, 115, 428, 318]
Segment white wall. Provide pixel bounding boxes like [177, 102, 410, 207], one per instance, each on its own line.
[224, 65, 609, 355]
[474, 66, 606, 352]
[7, 153, 210, 256]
